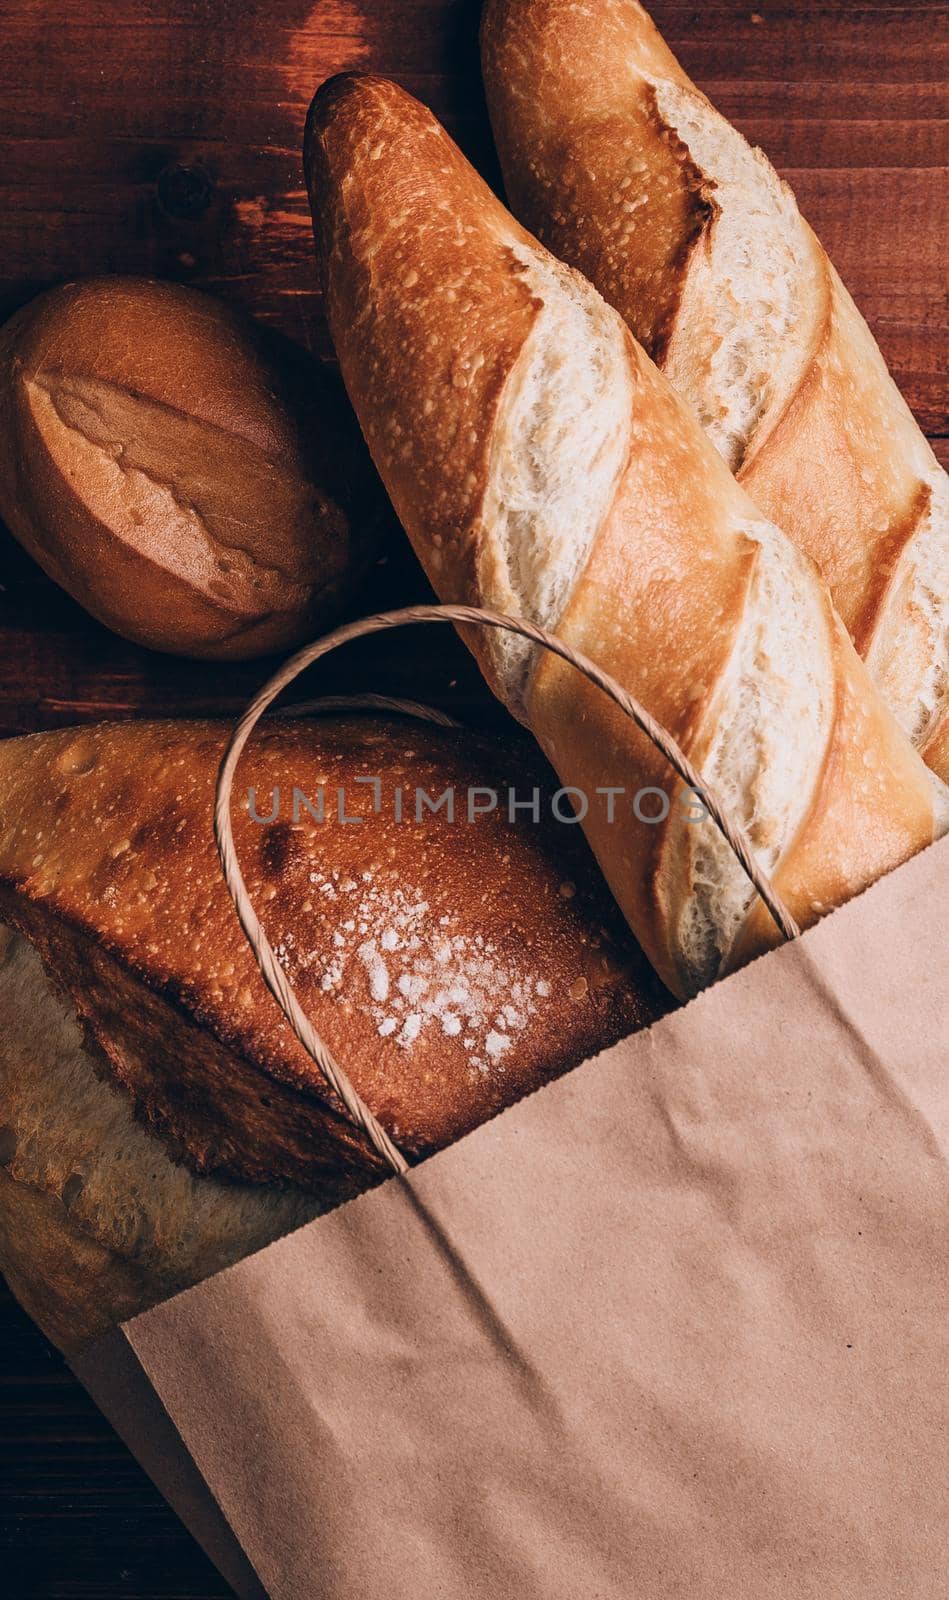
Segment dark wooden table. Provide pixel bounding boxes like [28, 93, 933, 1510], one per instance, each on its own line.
[1, 1, 946, 1594]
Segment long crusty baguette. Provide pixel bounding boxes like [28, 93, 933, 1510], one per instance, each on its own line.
[0, 717, 662, 1196]
[305, 74, 944, 999]
[481, 0, 949, 779]
[0, 926, 321, 1354]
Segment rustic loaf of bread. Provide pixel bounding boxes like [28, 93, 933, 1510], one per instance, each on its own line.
[0, 277, 387, 658]
[0, 925, 322, 1355]
[305, 74, 944, 999]
[0, 716, 663, 1209]
[481, 0, 949, 779]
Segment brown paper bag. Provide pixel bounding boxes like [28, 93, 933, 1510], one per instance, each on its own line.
[74, 833, 949, 1600]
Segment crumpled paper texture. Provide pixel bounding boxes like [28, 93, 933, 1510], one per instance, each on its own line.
[77, 838, 949, 1599]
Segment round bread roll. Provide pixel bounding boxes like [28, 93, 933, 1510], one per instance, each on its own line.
[0, 277, 387, 658]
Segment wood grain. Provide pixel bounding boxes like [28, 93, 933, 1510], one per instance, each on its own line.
[0, 1285, 232, 1599]
[0, 1, 946, 1595]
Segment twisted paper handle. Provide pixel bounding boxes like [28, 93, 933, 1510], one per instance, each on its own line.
[214, 604, 800, 1178]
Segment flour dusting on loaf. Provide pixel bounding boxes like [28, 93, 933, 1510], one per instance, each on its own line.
[0, 717, 662, 1178]
[275, 867, 546, 1078]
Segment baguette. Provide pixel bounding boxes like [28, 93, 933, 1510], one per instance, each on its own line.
[481, 0, 949, 778]
[305, 74, 944, 999]
[0, 277, 387, 659]
[0, 717, 662, 1199]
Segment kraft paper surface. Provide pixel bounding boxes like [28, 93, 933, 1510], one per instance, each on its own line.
[87, 839, 949, 1598]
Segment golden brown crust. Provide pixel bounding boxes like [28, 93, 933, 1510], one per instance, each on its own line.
[0, 718, 665, 1186]
[1, 896, 382, 1193]
[0, 277, 386, 659]
[529, 359, 937, 991]
[306, 74, 755, 988]
[739, 262, 936, 656]
[920, 709, 949, 783]
[730, 615, 939, 969]
[482, 1, 710, 362]
[526, 345, 759, 989]
[306, 75, 544, 703]
[482, 0, 948, 779]
[306, 72, 939, 998]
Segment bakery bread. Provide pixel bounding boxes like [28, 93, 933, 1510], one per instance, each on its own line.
[305, 73, 945, 999]
[0, 277, 387, 659]
[480, 0, 949, 779]
[0, 716, 664, 1204]
[0, 925, 322, 1355]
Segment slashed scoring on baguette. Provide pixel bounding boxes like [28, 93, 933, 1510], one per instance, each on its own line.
[675, 522, 833, 990]
[650, 83, 949, 759]
[651, 81, 816, 475]
[486, 249, 837, 989]
[482, 245, 634, 707]
[866, 465, 949, 753]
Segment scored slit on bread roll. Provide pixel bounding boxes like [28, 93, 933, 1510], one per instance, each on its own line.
[0, 717, 665, 1205]
[480, 0, 949, 779]
[305, 73, 945, 1000]
[0, 277, 388, 659]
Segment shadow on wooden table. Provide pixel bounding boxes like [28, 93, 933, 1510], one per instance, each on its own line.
[0, 1281, 233, 1598]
